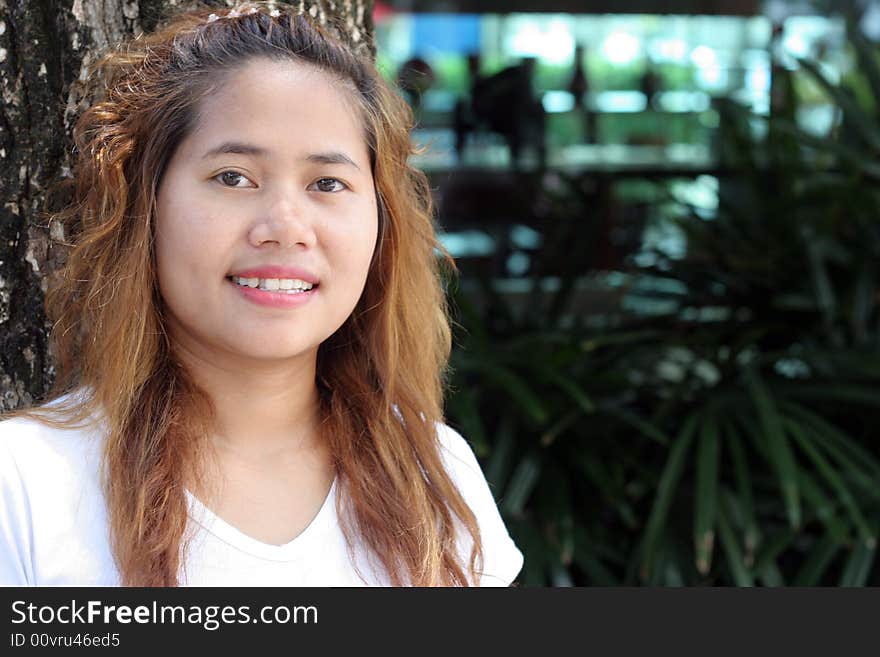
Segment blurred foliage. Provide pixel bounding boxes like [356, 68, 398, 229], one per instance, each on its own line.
[443, 13, 880, 587]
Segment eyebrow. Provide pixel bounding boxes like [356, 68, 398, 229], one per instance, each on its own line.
[201, 141, 361, 170]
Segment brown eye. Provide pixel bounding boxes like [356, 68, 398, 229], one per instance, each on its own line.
[215, 171, 254, 188]
[312, 178, 347, 193]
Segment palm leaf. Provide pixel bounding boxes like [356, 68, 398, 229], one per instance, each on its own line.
[752, 527, 798, 578]
[694, 415, 721, 575]
[485, 413, 517, 490]
[640, 412, 699, 581]
[501, 452, 542, 516]
[838, 536, 877, 586]
[716, 495, 755, 586]
[456, 355, 548, 424]
[793, 533, 842, 586]
[783, 401, 880, 485]
[797, 56, 880, 151]
[598, 403, 671, 446]
[798, 469, 852, 544]
[784, 417, 876, 548]
[845, 14, 880, 113]
[723, 422, 760, 561]
[537, 368, 595, 415]
[745, 370, 801, 528]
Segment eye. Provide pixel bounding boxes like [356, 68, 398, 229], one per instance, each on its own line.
[214, 171, 255, 188]
[311, 178, 348, 193]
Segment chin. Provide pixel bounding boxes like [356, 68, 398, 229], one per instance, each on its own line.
[246, 345, 318, 361]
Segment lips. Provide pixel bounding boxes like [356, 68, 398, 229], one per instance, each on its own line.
[227, 276, 318, 308]
[226, 265, 320, 285]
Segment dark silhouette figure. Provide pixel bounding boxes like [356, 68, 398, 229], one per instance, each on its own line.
[397, 57, 435, 113]
[640, 64, 662, 110]
[569, 45, 598, 143]
[453, 56, 546, 168]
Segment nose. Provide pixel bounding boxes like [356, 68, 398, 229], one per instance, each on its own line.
[248, 190, 317, 249]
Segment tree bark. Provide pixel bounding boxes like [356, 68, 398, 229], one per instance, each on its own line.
[0, 0, 374, 411]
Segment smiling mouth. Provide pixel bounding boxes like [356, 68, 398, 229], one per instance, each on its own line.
[225, 275, 319, 293]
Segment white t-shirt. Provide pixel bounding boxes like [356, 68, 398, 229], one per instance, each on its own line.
[0, 396, 523, 587]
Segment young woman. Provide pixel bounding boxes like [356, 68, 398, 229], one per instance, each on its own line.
[0, 2, 523, 586]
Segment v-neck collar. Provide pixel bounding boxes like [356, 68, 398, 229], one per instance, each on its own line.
[184, 476, 338, 561]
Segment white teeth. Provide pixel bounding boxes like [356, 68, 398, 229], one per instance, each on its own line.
[231, 276, 315, 293]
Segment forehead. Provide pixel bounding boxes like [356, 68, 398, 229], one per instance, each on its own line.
[182, 58, 368, 162]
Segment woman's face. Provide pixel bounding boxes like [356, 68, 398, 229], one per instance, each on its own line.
[155, 58, 378, 367]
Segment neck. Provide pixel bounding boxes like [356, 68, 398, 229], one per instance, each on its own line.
[171, 340, 323, 460]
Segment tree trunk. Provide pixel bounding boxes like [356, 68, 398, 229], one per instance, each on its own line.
[0, 0, 374, 411]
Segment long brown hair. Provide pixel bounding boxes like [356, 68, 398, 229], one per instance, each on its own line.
[5, 1, 483, 586]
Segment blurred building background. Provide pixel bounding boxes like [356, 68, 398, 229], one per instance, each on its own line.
[376, 0, 850, 294]
[371, 0, 880, 587]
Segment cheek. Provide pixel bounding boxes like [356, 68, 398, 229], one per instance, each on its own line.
[158, 209, 203, 250]
[154, 215, 186, 291]
[155, 202, 219, 274]
[349, 213, 379, 273]
[154, 208, 214, 309]
[326, 200, 378, 265]
[153, 224, 185, 308]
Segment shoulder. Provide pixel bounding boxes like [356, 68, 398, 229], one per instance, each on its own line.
[0, 389, 105, 506]
[0, 391, 108, 585]
[0, 392, 103, 479]
[433, 421, 524, 587]
[435, 421, 484, 479]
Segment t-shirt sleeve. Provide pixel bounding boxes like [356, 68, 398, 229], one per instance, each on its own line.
[0, 422, 35, 585]
[436, 422, 524, 587]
